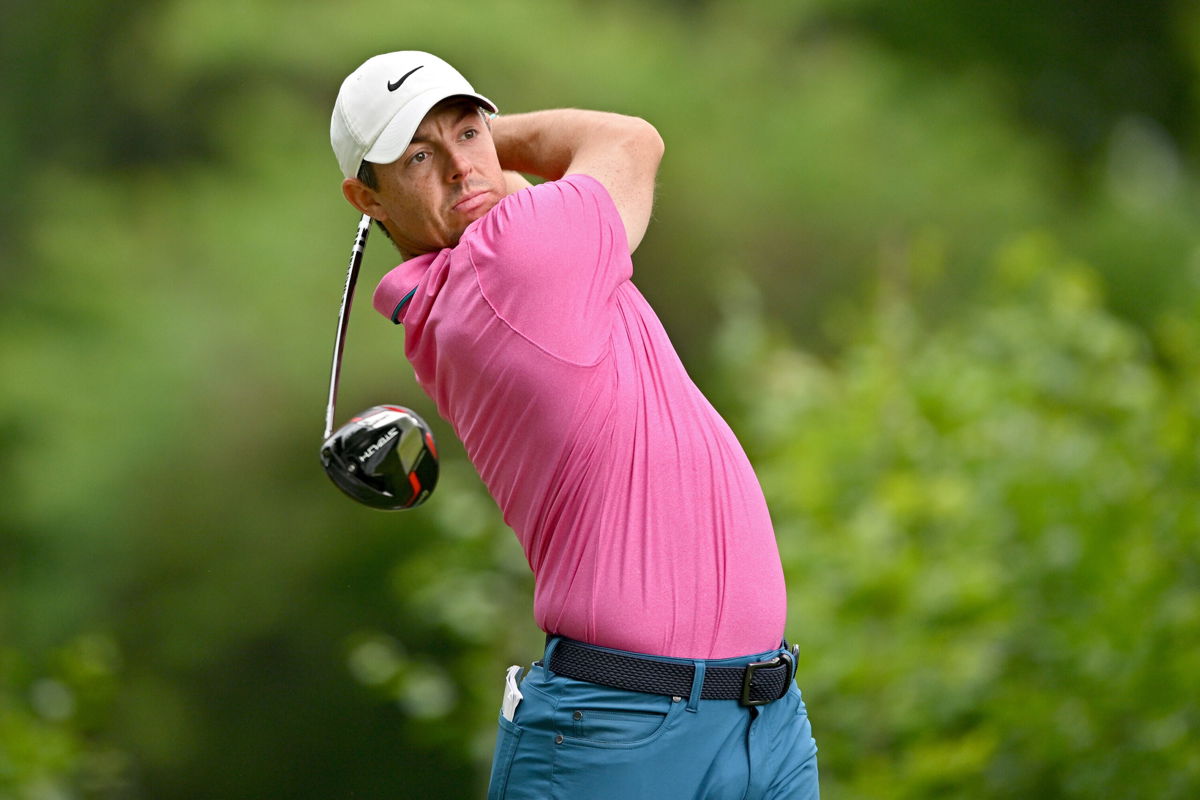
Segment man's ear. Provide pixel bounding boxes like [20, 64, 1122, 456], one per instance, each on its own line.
[342, 178, 386, 221]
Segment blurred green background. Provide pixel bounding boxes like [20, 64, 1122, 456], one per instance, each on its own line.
[2, 0, 1199, 797]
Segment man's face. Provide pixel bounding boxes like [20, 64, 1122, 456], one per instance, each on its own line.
[367, 100, 504, 256]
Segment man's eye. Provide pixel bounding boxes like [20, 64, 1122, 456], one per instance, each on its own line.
[410, 152, 428, 165]
[462, 129, 477, 140]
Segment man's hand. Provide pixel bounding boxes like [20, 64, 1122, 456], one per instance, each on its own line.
[491, 110, 665, 252]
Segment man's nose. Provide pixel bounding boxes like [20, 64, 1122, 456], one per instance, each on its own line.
[446, 146, 473, 182]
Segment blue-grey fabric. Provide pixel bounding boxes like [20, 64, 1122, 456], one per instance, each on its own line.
[488, 637, 819, 799]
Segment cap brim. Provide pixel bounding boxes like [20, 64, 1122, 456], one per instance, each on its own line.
[363, 88, 497, 168]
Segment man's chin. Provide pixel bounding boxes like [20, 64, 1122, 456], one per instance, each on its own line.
[440, 194, 500, 247]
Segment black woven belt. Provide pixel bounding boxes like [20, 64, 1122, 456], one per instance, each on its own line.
[548, 639, 796, 707]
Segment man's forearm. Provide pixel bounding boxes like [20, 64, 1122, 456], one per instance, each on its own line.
[491, 108, 664, 251]
[491, 109, 655, 180]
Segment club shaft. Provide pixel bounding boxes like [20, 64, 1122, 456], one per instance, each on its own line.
[324, 214, 373, 440]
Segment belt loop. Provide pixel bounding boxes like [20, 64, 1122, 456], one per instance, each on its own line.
[686, 661, 705, 713]
[784, 642, 799, 685]
[543, 635, 563, 681]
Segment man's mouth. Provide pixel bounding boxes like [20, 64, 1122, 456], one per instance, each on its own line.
[453, 190, 491, 215]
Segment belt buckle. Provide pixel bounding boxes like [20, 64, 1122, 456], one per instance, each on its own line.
[740, 655, 783, 707]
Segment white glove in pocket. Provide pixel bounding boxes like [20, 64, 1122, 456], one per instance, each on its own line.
[502, 664, 524, 722]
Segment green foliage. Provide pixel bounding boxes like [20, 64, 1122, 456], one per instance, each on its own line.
[717, 232, 1200, 798]
[0, 636, 128, 797]
[2, 0, 1200, 797]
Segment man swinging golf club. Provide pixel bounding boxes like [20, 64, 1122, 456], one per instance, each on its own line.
[329, 51, 819, 798]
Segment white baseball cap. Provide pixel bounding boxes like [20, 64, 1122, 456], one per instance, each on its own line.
[331, 51, 497, 180]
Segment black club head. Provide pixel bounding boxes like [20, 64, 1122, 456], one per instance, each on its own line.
[320, 405, 439, 510]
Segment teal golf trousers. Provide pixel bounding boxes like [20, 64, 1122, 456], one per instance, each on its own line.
[487, 637, 819, 799]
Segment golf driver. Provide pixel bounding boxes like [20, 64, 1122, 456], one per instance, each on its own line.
[319, 213, 438, 510]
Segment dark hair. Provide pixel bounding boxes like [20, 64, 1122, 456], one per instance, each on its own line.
[357, 160, 379, 190]
[355, 161, 392, 241]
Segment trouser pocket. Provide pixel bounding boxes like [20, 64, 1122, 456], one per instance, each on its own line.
[569, 707, 672, 745]
[486, 716, 523, 799]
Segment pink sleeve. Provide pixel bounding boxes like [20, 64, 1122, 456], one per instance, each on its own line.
[464, 174, 632, 365]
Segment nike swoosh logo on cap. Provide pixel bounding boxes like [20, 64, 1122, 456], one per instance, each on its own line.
[387, 66, 424, 92]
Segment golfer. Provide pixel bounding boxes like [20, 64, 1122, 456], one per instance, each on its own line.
[331, 51, 819, 799]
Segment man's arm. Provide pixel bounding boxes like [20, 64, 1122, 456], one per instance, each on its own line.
[490, 110, 665, 252]
[502, 170, 534, 196]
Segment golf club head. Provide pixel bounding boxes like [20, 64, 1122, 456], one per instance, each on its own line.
[320, 405, 439, 510]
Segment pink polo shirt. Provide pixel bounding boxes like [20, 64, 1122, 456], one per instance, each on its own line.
[373, 174, 786, 659]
